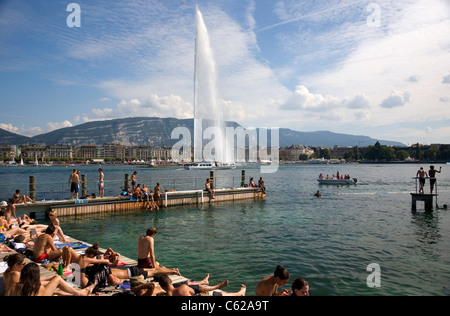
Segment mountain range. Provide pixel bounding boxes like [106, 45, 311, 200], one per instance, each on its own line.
[0, 117, 405, 148]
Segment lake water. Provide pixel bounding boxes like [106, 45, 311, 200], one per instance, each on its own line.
[1, 163, 449, 296]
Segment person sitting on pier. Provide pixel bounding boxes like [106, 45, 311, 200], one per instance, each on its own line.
[32, 224, 63, 263]
[258, 177, 267, 194]
[0, 209, 28, 240]
[153, 183, 165, 206]
[416, 167, 428, 194]
[5, 199, 17, 219]
[48, 210, 66, 243]
[249, 177, 257, 188]
[205, 178, 215, 200]
[143, 189, 159, 212]
[73, 242, 122, 291]
[12, 189, 34, 204]
[132, 184, 142, 201]
[137, 227, 160, 269]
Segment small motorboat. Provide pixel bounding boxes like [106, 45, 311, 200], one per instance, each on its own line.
[317, 178, 357, 185]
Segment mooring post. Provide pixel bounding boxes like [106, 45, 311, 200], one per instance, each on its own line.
[241, 170, 246, 187]
[210, 170, 215, 190]
[29, 176, 36, 201]
[124, 174, 130, 191]
[81, 174, 87, 198]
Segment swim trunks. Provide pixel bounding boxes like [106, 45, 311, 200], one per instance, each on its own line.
[99, 181, 104, 189]
[34, 253, 49, 263]
[174, 281, 200, 294]
[137, 257, 153, 268]
[127, 266, 149, 279]
[70, 182, 79, 193]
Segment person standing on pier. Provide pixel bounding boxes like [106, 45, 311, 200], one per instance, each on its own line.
[98, 168, 104, 198]
[69, 169, 80, 200]
[428, 165, 442, 195]
[416, 167, 428, 194]
[131, 171, 138, 189]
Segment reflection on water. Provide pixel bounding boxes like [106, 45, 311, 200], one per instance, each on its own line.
[411, 211, 441, 257]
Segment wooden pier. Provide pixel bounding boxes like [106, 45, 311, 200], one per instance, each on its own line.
[1, 235, 190, 296]
[4, 187, 264, 218]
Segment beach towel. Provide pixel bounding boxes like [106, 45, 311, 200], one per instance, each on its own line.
[54, 241, 89, 250]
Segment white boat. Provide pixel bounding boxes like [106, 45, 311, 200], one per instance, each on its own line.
[184, 161, 237, 170]
[317, 178, 357, 185]
[184, 162, 215, 170]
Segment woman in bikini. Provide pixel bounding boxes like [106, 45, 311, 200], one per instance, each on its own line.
[13, 262, 95, 296]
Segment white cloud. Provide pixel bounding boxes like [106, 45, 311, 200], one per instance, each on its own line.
[281, 85, 341, 112]
[0, 120, 73, 137]
[89, 96, 193, 122]
[45, 121, 73, 131]
[442, 73, 450, 84]
[379, 91, 412, 109]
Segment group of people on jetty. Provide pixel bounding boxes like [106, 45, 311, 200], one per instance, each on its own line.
[1, 212, 309, 296]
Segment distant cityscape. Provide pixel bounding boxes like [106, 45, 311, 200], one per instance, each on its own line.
[1, 142, 449, 165]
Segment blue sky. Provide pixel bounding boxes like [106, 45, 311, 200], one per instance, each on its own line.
[1, 0, 450, 145]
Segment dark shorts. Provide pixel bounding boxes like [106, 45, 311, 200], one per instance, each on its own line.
[137, 257, 153, 268]
[419, 178, 426, 184]
[174, 281, 200, 294]
[70, 182, 79, 193]
[128, 266, 148, 279]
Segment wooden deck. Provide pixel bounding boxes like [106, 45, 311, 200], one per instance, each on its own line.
[1, 234, 188, 296]
[3, 188, 264, 219]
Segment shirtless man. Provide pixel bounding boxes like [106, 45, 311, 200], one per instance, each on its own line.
[131, 171, 138, 189]
[205, 178, 215, 199]
[416, 167, 428, 194]
[137, 227, 159, 269]
[255, 265, 291, 296]
[98, 168, 104, 198]
[154, 274, 245, 297]
[69, 169, 80, 200]
[428, 165, 442, 195]
[33, 224, 63, 263]
[153, 183, 164, 206]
